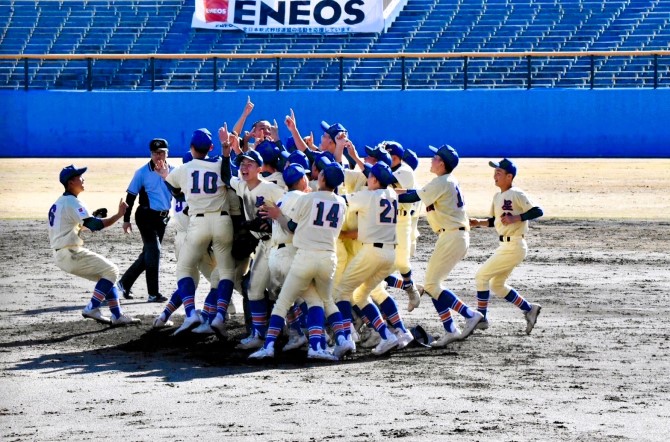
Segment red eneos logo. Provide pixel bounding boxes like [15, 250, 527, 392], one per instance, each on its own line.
[204, 0, 229, 22]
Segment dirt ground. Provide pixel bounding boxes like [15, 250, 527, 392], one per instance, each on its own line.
[0, 159, 669, 441]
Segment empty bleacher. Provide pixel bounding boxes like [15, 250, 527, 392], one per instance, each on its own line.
[0, 0, 668, 90]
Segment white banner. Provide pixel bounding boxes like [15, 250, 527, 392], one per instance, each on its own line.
[192, 0, 384, 33]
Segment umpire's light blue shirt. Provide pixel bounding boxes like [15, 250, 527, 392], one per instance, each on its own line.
[127, 161, 174, 211]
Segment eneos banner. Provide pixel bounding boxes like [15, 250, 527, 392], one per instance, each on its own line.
[192, 0, 384, 33]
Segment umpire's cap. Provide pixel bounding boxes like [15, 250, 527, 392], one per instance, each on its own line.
[150, 138, 169, 152]
[59, 164, 87, 185]
[364, 145, 392, 166]
[191, 128, 213, 153]
[410, 325, 434, 348]
[429, 144, 459, 171]
[489, 158, 517, 177]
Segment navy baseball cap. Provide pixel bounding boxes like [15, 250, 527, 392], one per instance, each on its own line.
[283, 163, 307, 187]
[314, 151, 336, 172]
[364, 145, 392, 166]
[255, 140, 289, 165]
[369, 162, 397, 187]
[320, 121, 347, 141]
[150, 138, 169, 152]
[234, 149, 264, 167]
[489, 158, 517, 177]
[383, 141, 405, 158]
[320, 158, 345, 189]
[182, 150, 194, 164]
[429, 144, 459, 170]
[287, 150, 310, 171]
[285, 136, 297, 152]
[59, 164, 87, 185]
[402, 149, 419, 170]
[191, 128, 213, 153]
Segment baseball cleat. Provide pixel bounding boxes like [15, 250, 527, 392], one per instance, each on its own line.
[307, 348, 338, 362]
[82, 307, 112, 325]
[147, 293, 168, 303]
[249, 345, 275, 360]
[111, 314, 141, 326]
[460, 311, 485, 340]
[431, 329, 461, 348]
[371, 333, 399, 356]
[406, 283, 422, 312]
[396, 330, 415, 350]
[171, 311, 202, 336]
[333, 335, 356, 359]
[117, 282, 133, 300]
[236, 332, 264, 350]
[152, 316, 174, 329]
[475, 318, 490, 330]
[283, 330, 308, 351]
[349, 323, 360, 343]
[524, 304, 542, 335]
[192, 322, 215, 335]
[209, 313, 226, 338]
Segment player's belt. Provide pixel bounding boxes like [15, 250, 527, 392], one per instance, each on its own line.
[398, 210, 409, 217]
[438, 227, 466, 233]
[499, 235, 524, 242]
[372, 243, 396, 249]
[276, 243, 286, 249]
[195, 211, 229, 217]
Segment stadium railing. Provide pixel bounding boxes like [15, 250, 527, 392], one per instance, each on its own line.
[1, 50, 668, 91]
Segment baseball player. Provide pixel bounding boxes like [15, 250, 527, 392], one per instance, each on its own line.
[401, 149, 422, 258]
[469, 158, 543, 334]
[154, 128, 236, 335]
[397, 145, 484, 347]
[250, 159, 348, 361]
[255, 140, 289, 189]
[333, 162, 415, 356]
[49, 165, 139, 326]
[116, 138, 174, 303]
[225, 146, 286, 349]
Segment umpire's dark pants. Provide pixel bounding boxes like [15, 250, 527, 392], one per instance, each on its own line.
[119, 207, 167, 296]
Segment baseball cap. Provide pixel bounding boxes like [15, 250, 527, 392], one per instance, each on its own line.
[285, 136, 297, 152]
[313, 151, 336, 172]
[234, 149, 264, 167]
[402, 149, 419, 170]
[489, 158, 517, 177]
[149, 138, 169, 152]
[59, 164, 87, 186]
[364, 145, 392, 166]
[182, 150, 194, 164]
[190, 128, 213, 153]
[283, 163, 307, 187]
[320, 158, 345, 189]
[320, 121, 347, 141]
[256, 140, 290, 165]
[410, 325, 434, 348]
[287, 150, 311, 172]
[429, 144, 460, 170]
[382, 141, 405, 158]
[369, 162, 397, 187]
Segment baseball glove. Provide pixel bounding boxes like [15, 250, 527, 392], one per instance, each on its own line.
[231, 228, 259, 261]
[92, 207, 108, 218]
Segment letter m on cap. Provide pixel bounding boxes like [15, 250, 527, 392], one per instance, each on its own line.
[205, 0, 229, 22]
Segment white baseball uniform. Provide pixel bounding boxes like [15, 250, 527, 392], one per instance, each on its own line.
[475, 187, 536, 296]
[391, 163, 416, 275]
[416, 173, 470, 299]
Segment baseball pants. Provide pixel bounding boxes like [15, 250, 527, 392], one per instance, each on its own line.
[475, 238, 527, 296]
[423, 229, 469, 299]
[54, 246, 119, 283]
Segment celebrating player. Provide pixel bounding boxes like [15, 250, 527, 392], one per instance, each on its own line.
[48, 165, 139, 326]
[469, 158, 543, 334]
[396, 145, 484, 347]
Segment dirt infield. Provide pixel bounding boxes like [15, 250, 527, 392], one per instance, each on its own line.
[1, 159, 669, 441]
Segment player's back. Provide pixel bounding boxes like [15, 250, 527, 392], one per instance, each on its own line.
[48, 194, 86, 249]
[166, 158, 227, 215]
[348, 188, 397, 245]
[290, 191, 346, 252]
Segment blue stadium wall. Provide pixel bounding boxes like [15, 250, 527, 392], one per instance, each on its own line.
[1, 89, 669, 158]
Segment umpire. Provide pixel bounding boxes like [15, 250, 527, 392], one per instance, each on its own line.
[117, 138, 174, 302]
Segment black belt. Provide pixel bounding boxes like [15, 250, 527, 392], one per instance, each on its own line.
[439, 227, 466, 233]
[260, 235, 271, 241]
[399, 210, 409, 217]
[499, 235, 524, 242]
[277, 243, 286, 249]
[373, 243, 395, 249]
[195, 211, 229, 217]
[142, 206, 169, 217]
